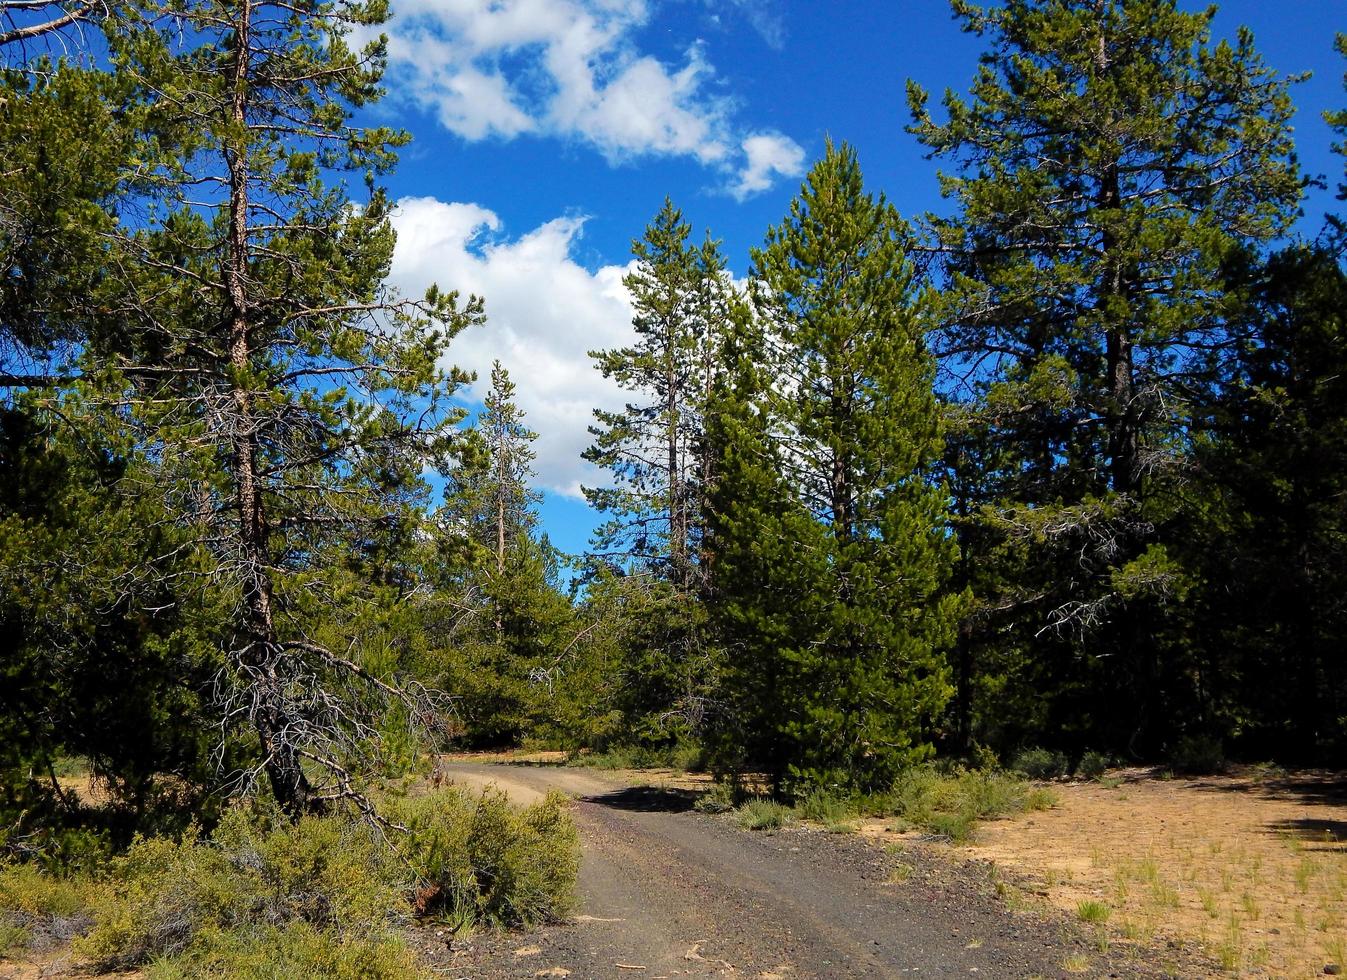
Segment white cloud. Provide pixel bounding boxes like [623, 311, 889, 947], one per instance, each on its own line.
[732, 132, 806, 201]
[389, 196, 636, 498]
[367, 0, 803, 197]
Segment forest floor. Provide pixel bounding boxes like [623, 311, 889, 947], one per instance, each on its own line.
[415, 760, 1209, 978]
[951, 766, 1347, 978]
[8, 761, 1339, 978]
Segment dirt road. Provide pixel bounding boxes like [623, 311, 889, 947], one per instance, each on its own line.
[416, 763, 1200, 979]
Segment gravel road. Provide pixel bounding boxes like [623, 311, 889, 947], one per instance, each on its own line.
[413, 763, 1206, 979]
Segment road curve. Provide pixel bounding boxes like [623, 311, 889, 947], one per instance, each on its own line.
[422, 762, 1190, 979]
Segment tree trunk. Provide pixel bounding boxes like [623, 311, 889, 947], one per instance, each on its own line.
[1095, 27, 1139, 498]
[667, 324, 687, 589]
[224, 0, 313, 818]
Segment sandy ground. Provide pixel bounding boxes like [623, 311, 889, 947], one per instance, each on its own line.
[948, 768, 1347, 978]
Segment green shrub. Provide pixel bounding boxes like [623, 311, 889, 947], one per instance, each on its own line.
[143, 922, 425, 980]
[1011, 747, 1068, 780]
[795, 790, 857, 826]
[735, 799, 791, 831]
[388, 788, 578, 929]
[693, 780, 742, 814]
[926, 810, 976, 843]
[0, 863, 99, 954]
[77, 810, 405, 971]
[878, 767, 1055, 841]
[76, 788, 579, 973]
[1078, 751, 1110, 780]
[1169, 735, 1225, 775]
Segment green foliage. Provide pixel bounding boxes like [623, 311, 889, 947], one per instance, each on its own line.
[63, 789, 575, 973]
[0, 863, 100, 955]
[0, 409, 229, 854]
[1012, 748, 1069, 781]
[143, 922, 424, 980]
[1326, 34, 1347, 241]
[1168, 735, 1225, 776]
[1078, 751, 1111, 780]
[566, 742, 704, 772]
[706, 142, 958, 795]
[386, 788, 578, 929]
[909, 0, 1302, 760]
[692, 781, 744, 814]
[1182, 247, 1347, 761]
[56, 0, 484, 815]
[1077, 900, 1111, 924]
[584, 198, 734, 588]
[795, 791, 859, 828]
[77, 809, 405, 970]
[877, 767, 1054, 842]
[734, 799, 792, 831]
[564, 567, 713, 750]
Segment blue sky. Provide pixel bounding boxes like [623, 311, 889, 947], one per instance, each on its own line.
[366, 0, 1347, 557]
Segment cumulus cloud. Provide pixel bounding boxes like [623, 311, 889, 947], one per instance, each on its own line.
[388, 196, 636, 498]
[732, 132, 807, 201]
[367, 0, 803, 196]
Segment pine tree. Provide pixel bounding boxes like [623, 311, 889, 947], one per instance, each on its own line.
[1187, 246, 1347, 760]
[1328, 33, 1347, 242]
[907, 0, 1302, 754]
[444, 361, 540, 577]
[584, 198, 732, 590]
[0, 20, 127, 388]
[75, 0, 482, 816]
[434, 364, 583, 748]
[707, 143, 958, 794]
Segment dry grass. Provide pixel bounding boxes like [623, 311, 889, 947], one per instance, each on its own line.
[959, 767, 1347, 976]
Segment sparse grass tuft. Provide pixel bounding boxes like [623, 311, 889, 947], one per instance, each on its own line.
[1062, 952, 1092, 972]
[1077, 900, 1110, 924]
[735, 799, 791, 831]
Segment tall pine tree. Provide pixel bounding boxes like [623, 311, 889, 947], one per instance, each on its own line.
[80, 0, 481, 816]
[707, 143, 958, 794]
[908, 0, 1302, 755]
[584, 198, 732, 590]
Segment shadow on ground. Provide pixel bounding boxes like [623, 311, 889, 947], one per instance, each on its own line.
[1264, 817, 1347, 851]
[582, 785, 702, 814]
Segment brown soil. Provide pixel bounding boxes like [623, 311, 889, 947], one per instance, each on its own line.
[943, 767, 1347, 978]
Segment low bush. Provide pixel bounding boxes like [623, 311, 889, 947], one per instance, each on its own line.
[693, 780, 743, 814]
[875, 767, 1056, 843]
[1078, 751, 1110, 780]
[76, 809, 405, 971]
[735, 799, 791, 831]
[794, 790, 859, 831]
[795, 790, 857, 826]
[61, 786, 578, 975]
[1169, 734, 1226, 775]
[1011, 747, 1068, 780]
[388, 788, 578, 929]
[142, 921, 423, 980]
[0, 863, 100, 955]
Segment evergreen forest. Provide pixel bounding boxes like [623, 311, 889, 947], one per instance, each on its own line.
[2, 2, 1347, 971]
